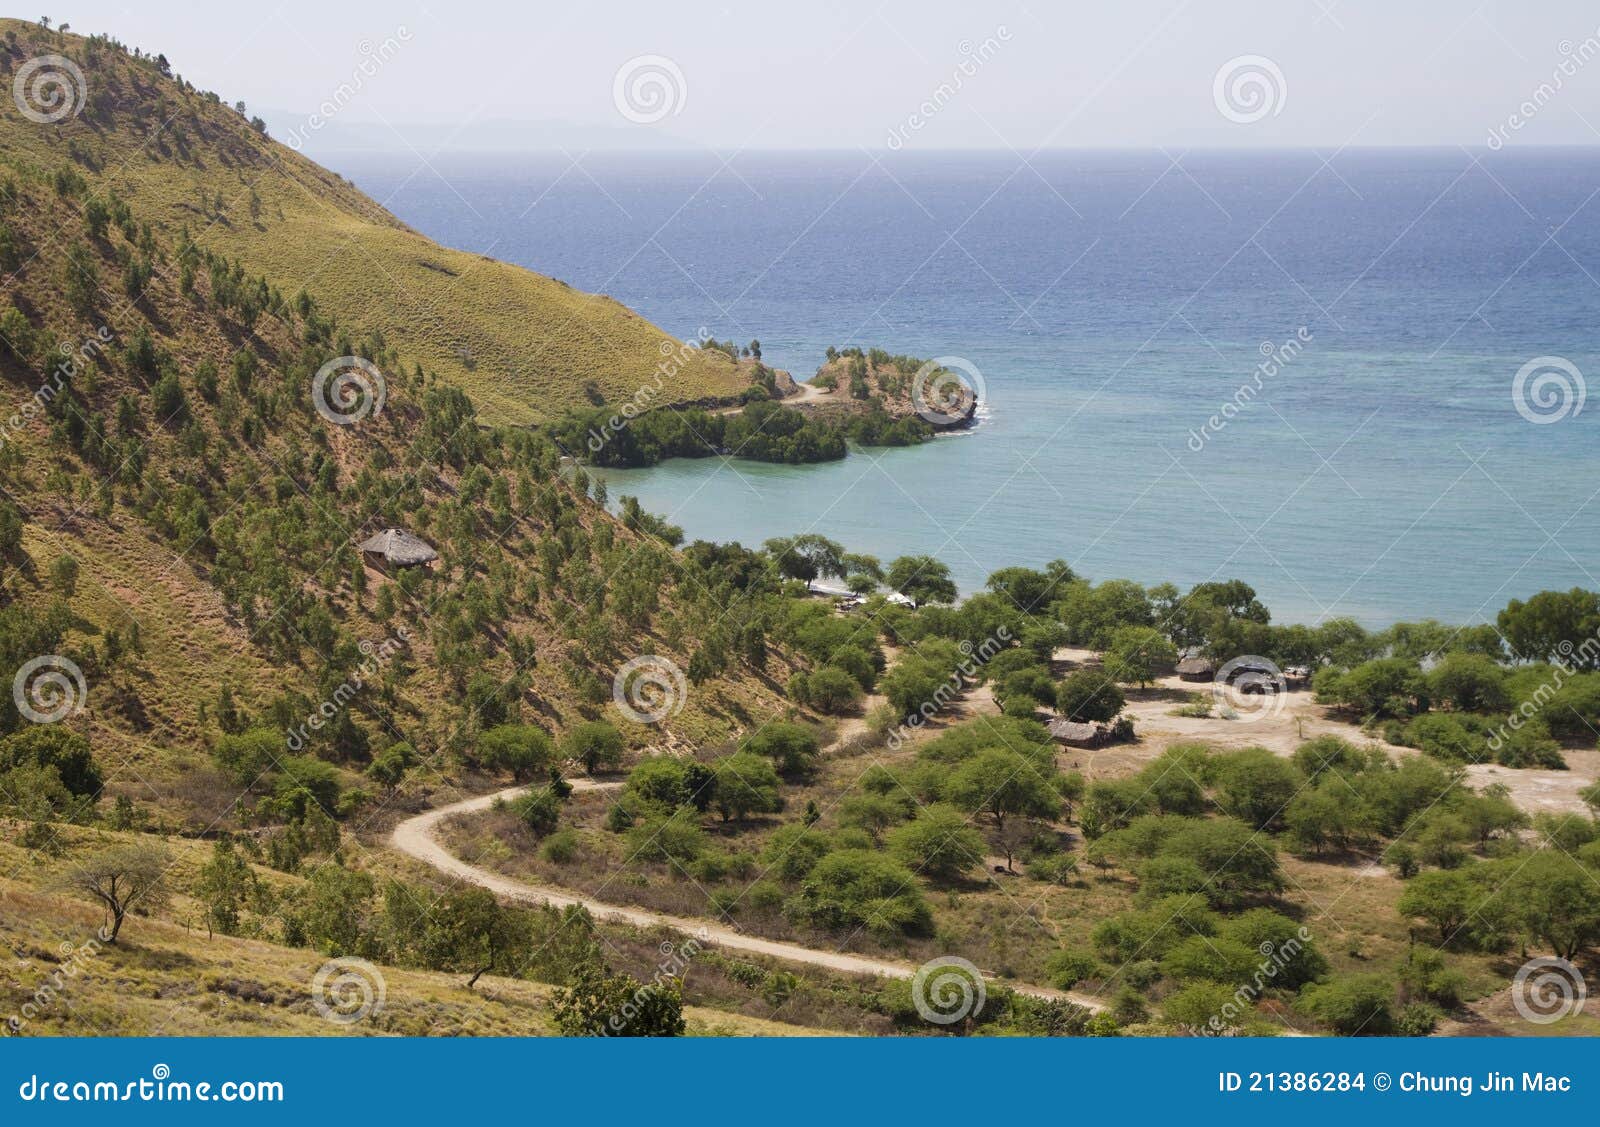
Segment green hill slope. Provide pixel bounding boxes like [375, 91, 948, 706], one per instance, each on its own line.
[0, 18, 748, 424]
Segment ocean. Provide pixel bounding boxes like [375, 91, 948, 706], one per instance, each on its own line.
[332, 148, 1600, 627]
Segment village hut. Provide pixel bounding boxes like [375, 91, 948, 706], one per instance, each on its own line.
[357, 528, 439, 570]
[1047, 718, 1105, 749]
[1176, 656, 1216, 682]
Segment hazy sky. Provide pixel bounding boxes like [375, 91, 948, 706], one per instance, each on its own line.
[51, 0, 1600, 150]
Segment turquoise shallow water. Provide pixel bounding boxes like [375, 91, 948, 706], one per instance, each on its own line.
[338, 149, 1600, 626]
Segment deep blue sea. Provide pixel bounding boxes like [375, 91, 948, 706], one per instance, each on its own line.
[332, 149, 1600, 627]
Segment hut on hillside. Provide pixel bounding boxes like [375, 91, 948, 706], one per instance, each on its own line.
[1047, 718, 1106, 749]
[357, 528, 439, 571]
[1176, 656, 1216, 682]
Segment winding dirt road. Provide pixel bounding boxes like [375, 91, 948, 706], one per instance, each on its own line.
[390, 781, 1102, 1012]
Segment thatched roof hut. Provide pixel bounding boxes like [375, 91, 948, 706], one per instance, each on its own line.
[1047, 718, 1104, 748]
[1176, 656, 1216, 682]
[357, 528, 438, 569]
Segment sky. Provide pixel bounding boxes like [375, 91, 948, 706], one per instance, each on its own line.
[44, 0, 1600, 152]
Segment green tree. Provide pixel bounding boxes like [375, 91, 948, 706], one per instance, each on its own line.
[887, 804, 986, 882]
[552, 961, 686, 1036]
[886, 555, 958, 605]
[789, 849, 932, 938]
[1426, 652, 1509, 712]
[479, 724, 554, 781]
[1213, 747, 1302, 831]
[740, 722, 820, 776]
[1055, 669, 1125, 723]
[560, 721, 625, 774]
[1166, 981, 1249, 1035]
[1103, 625, 1178, 686]
[944, 748, 1060, 829]
[194, 838, 255, 936]
[710, 752, 782, 822]
[1297, 974, 1395, 1035]
[1497, 588, 1600, 667]
[0, 726, 101, 797]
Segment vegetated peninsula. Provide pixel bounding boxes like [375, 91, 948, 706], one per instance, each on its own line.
[2, 20, 1599, 1040]
[550, 344, 968, 468]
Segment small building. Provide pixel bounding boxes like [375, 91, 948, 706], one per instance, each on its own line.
[1176, 656, 1216, 682]
[1047, 718, 1105, 748]
[357, 528, 439, 570]
[885, 591, 917, 608]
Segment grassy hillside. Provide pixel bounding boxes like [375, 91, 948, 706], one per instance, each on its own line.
[0, 19, 749, 425]
[0, 93, 801, 829]
[0, 821, 843, 1036]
